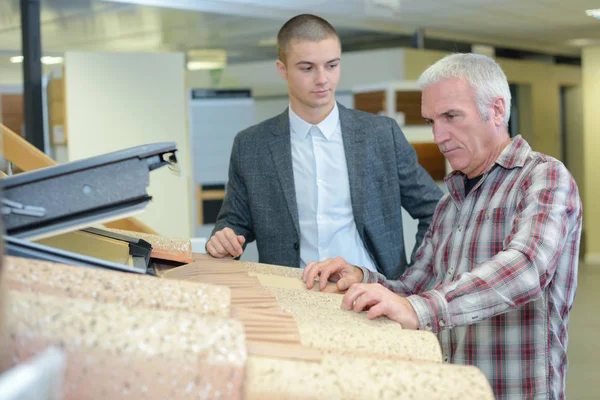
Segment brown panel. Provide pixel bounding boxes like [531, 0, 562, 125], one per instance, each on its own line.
[1, 114, 24, 136]
[353, 91, 385, 115]
[411, 142, 446, 181]
[395, 91, 426, 125]
[1, 94, 23, 115]
[1, 94, 24, 136]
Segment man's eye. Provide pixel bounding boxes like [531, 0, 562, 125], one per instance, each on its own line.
[447, 114, 457, 120]
[328, 64, 338, 69]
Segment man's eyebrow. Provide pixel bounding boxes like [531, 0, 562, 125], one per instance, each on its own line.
[439, 109, 462, 116]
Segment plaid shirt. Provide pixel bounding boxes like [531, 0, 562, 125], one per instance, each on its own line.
[362, 136, 582, 399]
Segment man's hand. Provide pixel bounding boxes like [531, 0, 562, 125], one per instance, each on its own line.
[206, 227, 245, 258]
[302, 256, 364, 292]
[341, 283, 419, 329]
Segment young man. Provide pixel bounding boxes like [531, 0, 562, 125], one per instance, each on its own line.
[302, 53, 582, 399]
[207, 14, 442, 279]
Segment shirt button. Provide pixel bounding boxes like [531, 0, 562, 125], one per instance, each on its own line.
[447, 269, 454, 275]
[457, 225, 463, 232]
[294, 243, 299, 250]
[425, 324, 432, 331]
[439, 320, 445, 328]
[444, 354, 449, 363]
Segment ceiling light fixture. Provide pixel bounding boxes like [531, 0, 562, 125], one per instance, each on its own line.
[9, 55, 64, 65]
[41, 56, 64, 65]
[186, 49, 227, 70]
[258, 37, 277, 47]
[585, 9, 600, 19]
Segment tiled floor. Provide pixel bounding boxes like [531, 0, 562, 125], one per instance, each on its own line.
[565, 262, 600, 399]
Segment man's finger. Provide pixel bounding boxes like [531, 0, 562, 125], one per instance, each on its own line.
[208, 240, 227, 257]
[305, 262, 323, 290]
[336, 276, 356, 291]
[215, 233, 238, 256]
[302, 262, 314, 283]
[222, 229, 243, 256]
[341, 284, 365, 310]
[206, 242, 224, 258]
[353, 291, 379, 313]
[366, 303, 388, 320]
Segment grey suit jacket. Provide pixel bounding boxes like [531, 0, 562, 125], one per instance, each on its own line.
[211, 103, 443, 279]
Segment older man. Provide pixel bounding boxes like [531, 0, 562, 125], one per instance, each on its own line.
[303, 53, 582, 400]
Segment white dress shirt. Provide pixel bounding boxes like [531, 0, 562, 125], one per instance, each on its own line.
[289, 103, 377, 271]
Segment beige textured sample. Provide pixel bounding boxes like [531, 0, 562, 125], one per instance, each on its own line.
[241, 261, 304, 279]
[269, 287, 442, 363]
[103, 228, 193, 263]
[247, 354, 494, 400]
[248, 272, 342, 293]
[7, 290, 247, 400]
[5, 256, 230, 318]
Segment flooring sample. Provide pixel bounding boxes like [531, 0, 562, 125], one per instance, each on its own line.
[241, 261, 304, 279]
[104, 228, 193, 263]
[248, 272, 342, 293]
[163, 260, 303, 345]
[270, 287, 442, 363]
[7, 290, 247, 400]
[246, 354, 494, 400]
[5, 256, 230, 318]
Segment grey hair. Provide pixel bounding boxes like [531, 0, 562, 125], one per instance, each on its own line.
[418, 53, 511, 126]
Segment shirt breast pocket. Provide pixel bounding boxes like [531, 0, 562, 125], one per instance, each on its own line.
[466, 207, 508, 264]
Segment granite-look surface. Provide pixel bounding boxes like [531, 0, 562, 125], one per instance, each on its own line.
[5, 256, 230, 317]
[7, 290, 246, 400]
[104, 228, 193, 263]
[242, 261, 304, 279]
[269, 287, 442, 363]
[247, 354, 494, 400]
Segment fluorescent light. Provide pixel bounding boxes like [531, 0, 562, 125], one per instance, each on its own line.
[568, 38, 600, 47]
[258, 37, 277, 47]
[9, 55, 64, 64]
[586, 9, 600, 19]
[41, 56, 64, 65]
[186, 49, 227, 70]
[187, 61, 226, 70]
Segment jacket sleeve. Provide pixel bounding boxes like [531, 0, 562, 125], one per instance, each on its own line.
[209, 134, 255, 247]
[391, 119, 444, 265]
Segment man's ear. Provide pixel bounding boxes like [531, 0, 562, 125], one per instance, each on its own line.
[276, 59, 287, 80]
[491, 96, 506, 126]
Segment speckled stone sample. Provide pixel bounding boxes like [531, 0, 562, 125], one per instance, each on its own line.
[5, 256, 230, 318]
[241, 261, 304, 279]
[7, 290, 246, 400]
[269, 287, 442, 363]
[104, 228, 193, 263]
[247, 354, 494, 400]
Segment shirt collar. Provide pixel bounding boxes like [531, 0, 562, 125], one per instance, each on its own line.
[289, 102, 339, 140]
[444, 135, 531, 195]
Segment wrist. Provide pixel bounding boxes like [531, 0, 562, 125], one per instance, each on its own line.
[353, 265, 364, 282]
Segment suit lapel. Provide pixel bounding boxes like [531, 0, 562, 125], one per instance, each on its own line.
[268, 109, 300, 236]
[339, 104, 366, 235]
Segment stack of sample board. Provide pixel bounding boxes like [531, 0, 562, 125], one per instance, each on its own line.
[4, 255, 494, 399]
[0, 142, 494, 399]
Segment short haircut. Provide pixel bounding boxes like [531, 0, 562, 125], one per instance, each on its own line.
[418, 53, 512, 126]
[277, 14, 339, 63]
